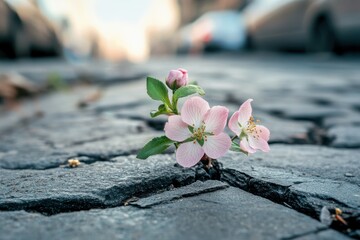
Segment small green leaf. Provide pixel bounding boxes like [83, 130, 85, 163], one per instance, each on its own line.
[197, 138, 204, 146]
[137, 136, 174, 159]
[173, 85, 205, 103]
[150, 104, 168, 118]
[230, 141, 248, 155]
[146, 77, 171, 106]
[188, 125, 194, 133]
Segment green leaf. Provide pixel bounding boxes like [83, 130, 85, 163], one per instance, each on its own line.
[173, 85, 205, 102]
[150, 104, 168, 118]
[136, 136, 174, 159]
[197, 138, 204, 146]
[230, 141, 248, 155]
[146, 77, 171, 106]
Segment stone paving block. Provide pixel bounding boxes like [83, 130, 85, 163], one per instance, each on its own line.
[0, 186, 349, 240]
[220, 145, 360, 228]
[0, 155, 196, 215]
[67, 133, 171, 160]
[132, 180, 229, 208]
[258, 101, 344, 122]
[294, 229, 351, 240]
[328, 125, 360, 148]
[0, 149, 74, 170]
[323, 111, 360, 127]
[252, 112, 314, 144]
[28, 114, 150, 148]
[223, 144, 360, 185]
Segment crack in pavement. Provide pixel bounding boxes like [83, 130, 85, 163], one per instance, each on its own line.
[221, 166, 360, 238]
[0, 157, 221, 216]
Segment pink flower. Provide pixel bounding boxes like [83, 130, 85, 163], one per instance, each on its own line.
[166, 68, 188, 89]
[164, 96, 231, 167]
[228, 99, 270, 154]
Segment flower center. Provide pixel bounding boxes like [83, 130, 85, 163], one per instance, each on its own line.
[192, 124, 205, 140]
[243, 116, 262, 140]
[191, 122, 208, 144]
[246, 116, 257, 134]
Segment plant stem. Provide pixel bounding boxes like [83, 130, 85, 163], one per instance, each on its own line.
[171, 94, 178, 114]
[231, 135, 238, 141]
[207, 157, 213, 168]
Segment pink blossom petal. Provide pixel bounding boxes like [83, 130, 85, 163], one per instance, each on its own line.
[240, 139, 257, 154]
[248, 134, 270, 152]
[228, 111, 241, 136]
[238, 99, 253, 126]
[203, 133, 231, 159]
[204, 106, 229, 135]
[181, 96, 210, 128]
[256, 125, 270, 141]
[177, 68, 187, 74]
[164, 115, 192, 142]
[176, 141, 204, 167]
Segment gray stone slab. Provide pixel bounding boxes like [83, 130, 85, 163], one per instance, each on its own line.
[289, 181, 360, 209]
[0, 186, 349, 240]
[0, 154, 196, 214]
[323, 111, 360, 127]
[132, 180, 229, 208]
[222, 144, 360, 185]
[0, 149, 74, 170]
[295, 229, 351, 240]
[27, 114, 150, 148]
[259, 101, 344, 122]
[253, 112, 314, 144]
[328, 125, 360, 148]
[67, 132, 171, 160]
[0, 133, 156, 170]
[220, 145, 360, 228]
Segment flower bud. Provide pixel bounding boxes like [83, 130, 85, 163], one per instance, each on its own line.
[166, 68, 188, 90]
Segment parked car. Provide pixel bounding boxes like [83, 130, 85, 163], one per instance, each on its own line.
[177, 10, 247, 53]
[245, 0, 360, 53]
[0, 0, 62, 58]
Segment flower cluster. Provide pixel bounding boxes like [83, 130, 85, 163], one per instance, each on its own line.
[137, 69, 270, 168]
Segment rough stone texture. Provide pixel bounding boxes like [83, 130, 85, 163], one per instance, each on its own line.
[1, 55, 360, 239]
[13, 113, 150, 148]
[0, 134, 166, 169]
[223, 144, 360, 185]
[0, 149, 74, 170]
[323, 111, 360, 127]
[258, 101, 345, 122]
[132, 180, 229, 208]
[220, 145, 360, 230]
[0, 186, 350, 240]
[0, 113, 157, 169]
[67, 133, 170, 161]
[0, 155, 196, 215]
[250, 112, 314, 144]
[328, 125, 360, 148]
[294, 229, 351, 240]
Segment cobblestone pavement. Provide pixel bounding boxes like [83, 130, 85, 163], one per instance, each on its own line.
[0, 54, 359, 239]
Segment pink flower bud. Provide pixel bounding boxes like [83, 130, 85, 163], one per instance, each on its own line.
[166, 68, 189, 89]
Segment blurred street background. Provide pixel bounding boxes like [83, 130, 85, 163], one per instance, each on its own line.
[1, 0, 360, 62]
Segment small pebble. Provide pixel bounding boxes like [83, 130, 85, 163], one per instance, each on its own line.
[344, 173, 354, 177]
[68, 159, 80, 168]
